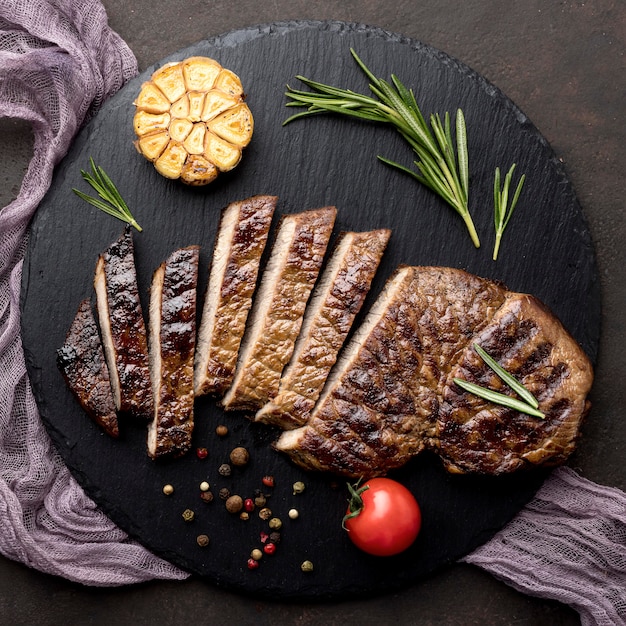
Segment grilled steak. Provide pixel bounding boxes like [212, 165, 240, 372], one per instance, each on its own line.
[194, 195, 276, 397]
[93, 228, 153, 419]
[255, 228, 391, 429]
[57, 298, 119, 438]
[147, 246, 200, 459]
[275, 266, 593, 477]
[437, 292, 593, 474]
[222, 206, 337, 412]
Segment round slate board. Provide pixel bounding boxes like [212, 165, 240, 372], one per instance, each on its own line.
[21, 21, 600, 599]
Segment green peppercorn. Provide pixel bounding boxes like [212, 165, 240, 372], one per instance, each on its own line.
[268, 517, 282, 530]
[301, 560, 314, 572]
[250, 548, 263, 561]
[292, 481, 305, 495]
[182, 509, 195, 522]
[162, 484, 174, 496]
[254, 494, 267, 508]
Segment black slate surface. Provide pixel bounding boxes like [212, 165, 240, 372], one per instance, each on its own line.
[20, 21, 600, 599]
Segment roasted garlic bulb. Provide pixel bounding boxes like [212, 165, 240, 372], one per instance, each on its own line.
[132, 56, 253, 185]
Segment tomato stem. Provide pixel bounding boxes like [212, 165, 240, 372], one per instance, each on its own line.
[342, 480, 370, 530]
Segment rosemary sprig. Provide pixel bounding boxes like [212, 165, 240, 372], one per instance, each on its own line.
[72, 157, 142, 232]
[493, 163, 525, 260]
[453, 343, 545, 419]
[473, 343, 539, 408]
[284, 49, 480, 248]
[453, 378, 545, 419]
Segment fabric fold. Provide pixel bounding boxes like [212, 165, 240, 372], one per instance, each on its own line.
[464, 467, 626, 626]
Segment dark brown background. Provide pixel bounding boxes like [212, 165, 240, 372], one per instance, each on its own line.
[1, 1, 624, 623]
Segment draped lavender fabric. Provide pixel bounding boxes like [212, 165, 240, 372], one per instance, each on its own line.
[1, 1, 625, 623]
[463, 467, 626, 626]
[0, 0, 189, 584]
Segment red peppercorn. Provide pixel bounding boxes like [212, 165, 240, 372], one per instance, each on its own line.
[247, 557, 260, 570]
[263, 542, 277, 556]
[244, 498, 255, 512]
[196, 447, 208, 460]
[262, 475, 275, 488]
[260, 531, 269, 544]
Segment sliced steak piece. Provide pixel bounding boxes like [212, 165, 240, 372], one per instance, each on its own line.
[222, 206, 337, 412]
[57, 298, 119, 438]
[436, 292, 594, 474]
[93, 228, 153, 419]
[276, 267, 592, 477]
[194, 195, 276, 397]
[255, 228, 391, 429]
[147, 245, 200, 459]
[275, 266, 505, 476]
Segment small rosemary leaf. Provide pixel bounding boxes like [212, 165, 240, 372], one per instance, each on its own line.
[97, 166, 130, 212]
[493, 166, 502, 224]
[504, 173, 526, 230]
[72, 188, 118, 215]
[350, 48, 380, 86]
[473, 343, 540, 409]
[453, 377, 545, 419]
[456, 109, 469, 201]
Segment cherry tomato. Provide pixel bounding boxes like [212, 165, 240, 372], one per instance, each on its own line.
[342, 478, 421, 556]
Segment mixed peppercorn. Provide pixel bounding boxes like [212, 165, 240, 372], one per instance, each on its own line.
[160, 429, 313, 575]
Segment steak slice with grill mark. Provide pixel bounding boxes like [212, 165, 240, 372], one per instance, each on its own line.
[194, 195, 276, 397]
[57, 298, 119, 438]
[93, 228, 153, 420]
[147, 245, 200, 459]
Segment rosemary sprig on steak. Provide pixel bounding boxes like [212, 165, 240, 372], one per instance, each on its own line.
[283, 48, 480, 248]
[493, 163, 525, 260]
[472, 343, 539, 408]
[73, 157, 142, 232]
[454, 343, 545, 419]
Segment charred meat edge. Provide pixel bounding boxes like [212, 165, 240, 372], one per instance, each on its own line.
[194, 195, 277, 397]
[255, 228, 391, 429]
[57, 298, 119, 438]
[222, 206, 337, 412]
[147, 246, 200, 459]
[93, 228, 153, 419]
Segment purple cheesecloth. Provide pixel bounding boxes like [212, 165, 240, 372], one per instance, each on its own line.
[0, 1, 624, 623]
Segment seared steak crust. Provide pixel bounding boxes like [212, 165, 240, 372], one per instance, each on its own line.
[94, 229, 153, 419]
[255, 228, 390, 429]
[437, 292, 593, 474]
[194, 195, 277, 397]
[57, 298, 119, 438]
[148, 246, 200, 459]
[276, 266, 593, 477]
